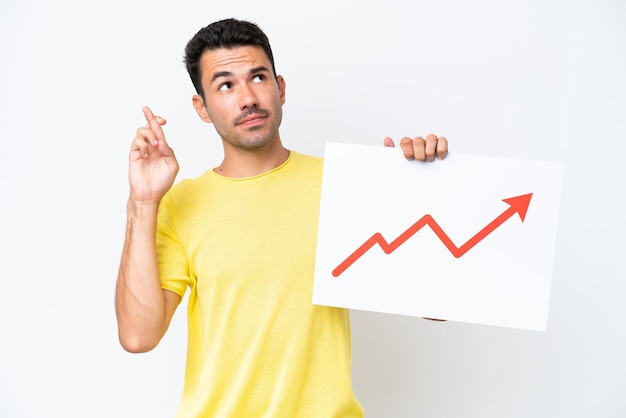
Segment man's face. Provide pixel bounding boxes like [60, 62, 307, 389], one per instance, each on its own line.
[194, 46, 285, 151]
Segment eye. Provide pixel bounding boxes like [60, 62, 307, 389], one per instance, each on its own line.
[252, 74, 266, 83]
[218, 82, 232, 91]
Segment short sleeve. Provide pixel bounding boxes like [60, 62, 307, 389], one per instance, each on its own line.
[156, 195, 192, 298]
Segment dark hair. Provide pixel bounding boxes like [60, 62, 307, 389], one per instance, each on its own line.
[183, 18, 277, 99]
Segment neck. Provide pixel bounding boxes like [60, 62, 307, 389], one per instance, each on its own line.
[215, 139, 290, 178]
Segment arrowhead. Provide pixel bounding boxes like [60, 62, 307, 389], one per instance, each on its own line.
[502, 193, 533, 222]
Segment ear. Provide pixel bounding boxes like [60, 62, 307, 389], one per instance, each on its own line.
[277, 75, 286, 105]
[192, 94, 212, 123]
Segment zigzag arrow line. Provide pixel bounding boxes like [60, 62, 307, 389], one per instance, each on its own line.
[332, 193, 533, 277]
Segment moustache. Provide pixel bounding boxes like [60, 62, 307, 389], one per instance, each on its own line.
[234, 107, 270, 125]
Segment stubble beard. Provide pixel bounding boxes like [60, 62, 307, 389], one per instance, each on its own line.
[221, 106, 283, 151]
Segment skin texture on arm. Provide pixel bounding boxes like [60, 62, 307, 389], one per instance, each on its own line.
[115, 107, 182, 353]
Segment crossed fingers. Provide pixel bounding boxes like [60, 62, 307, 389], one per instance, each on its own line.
[131, 106, 168, 159]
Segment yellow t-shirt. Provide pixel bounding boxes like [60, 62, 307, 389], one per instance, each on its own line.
[156, 152, 363, 418]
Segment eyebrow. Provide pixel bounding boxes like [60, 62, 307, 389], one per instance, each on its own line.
[210, 66, 272, 83]
[250, 65, 271, 75]
[211, 71, 233, 83]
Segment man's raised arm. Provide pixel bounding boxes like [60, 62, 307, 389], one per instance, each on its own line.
[115, 106, 181, 353]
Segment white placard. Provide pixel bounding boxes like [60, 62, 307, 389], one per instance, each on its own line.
[313, 142, 564, 331]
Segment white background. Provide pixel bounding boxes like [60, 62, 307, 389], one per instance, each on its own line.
[0, 0, 624, 417]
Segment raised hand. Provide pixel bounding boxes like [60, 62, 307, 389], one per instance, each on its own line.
[129, 106, 180, 204]
[383, 134, 448, 161]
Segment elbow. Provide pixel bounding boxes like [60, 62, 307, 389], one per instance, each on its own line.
[118, 331, 160, 353]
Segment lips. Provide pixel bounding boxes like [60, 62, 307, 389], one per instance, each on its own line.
[234, 108, 270, 126]
[238, 114, 265, 125]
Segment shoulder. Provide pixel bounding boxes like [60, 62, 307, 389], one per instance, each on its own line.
[281, 152, 324, 196]
[289, 151, 323, 173]
[161, 169, 213, 206]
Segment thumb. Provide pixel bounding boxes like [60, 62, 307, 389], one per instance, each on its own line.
[383, 137, 395, 147]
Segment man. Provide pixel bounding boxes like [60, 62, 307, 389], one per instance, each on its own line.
[116, 18, 448, 417]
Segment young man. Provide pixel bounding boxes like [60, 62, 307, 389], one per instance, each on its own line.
[115, 18, 448, 417]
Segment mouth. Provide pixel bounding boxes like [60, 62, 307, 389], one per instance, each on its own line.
[235, 108, 270, 126]
[237, 114, 265, 126]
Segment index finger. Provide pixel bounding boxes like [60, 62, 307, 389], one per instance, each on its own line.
[142, 106, 165, 143]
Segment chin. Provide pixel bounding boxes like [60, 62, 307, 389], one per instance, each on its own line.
[233, 134, 277, 150]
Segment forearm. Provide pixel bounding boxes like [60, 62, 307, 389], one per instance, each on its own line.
[115, 199, 169, 352]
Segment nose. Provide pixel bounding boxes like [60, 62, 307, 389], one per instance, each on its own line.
[239, 83, 258, 109]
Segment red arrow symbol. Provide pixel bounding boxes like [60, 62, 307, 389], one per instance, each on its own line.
[332, 193, 533, 277]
